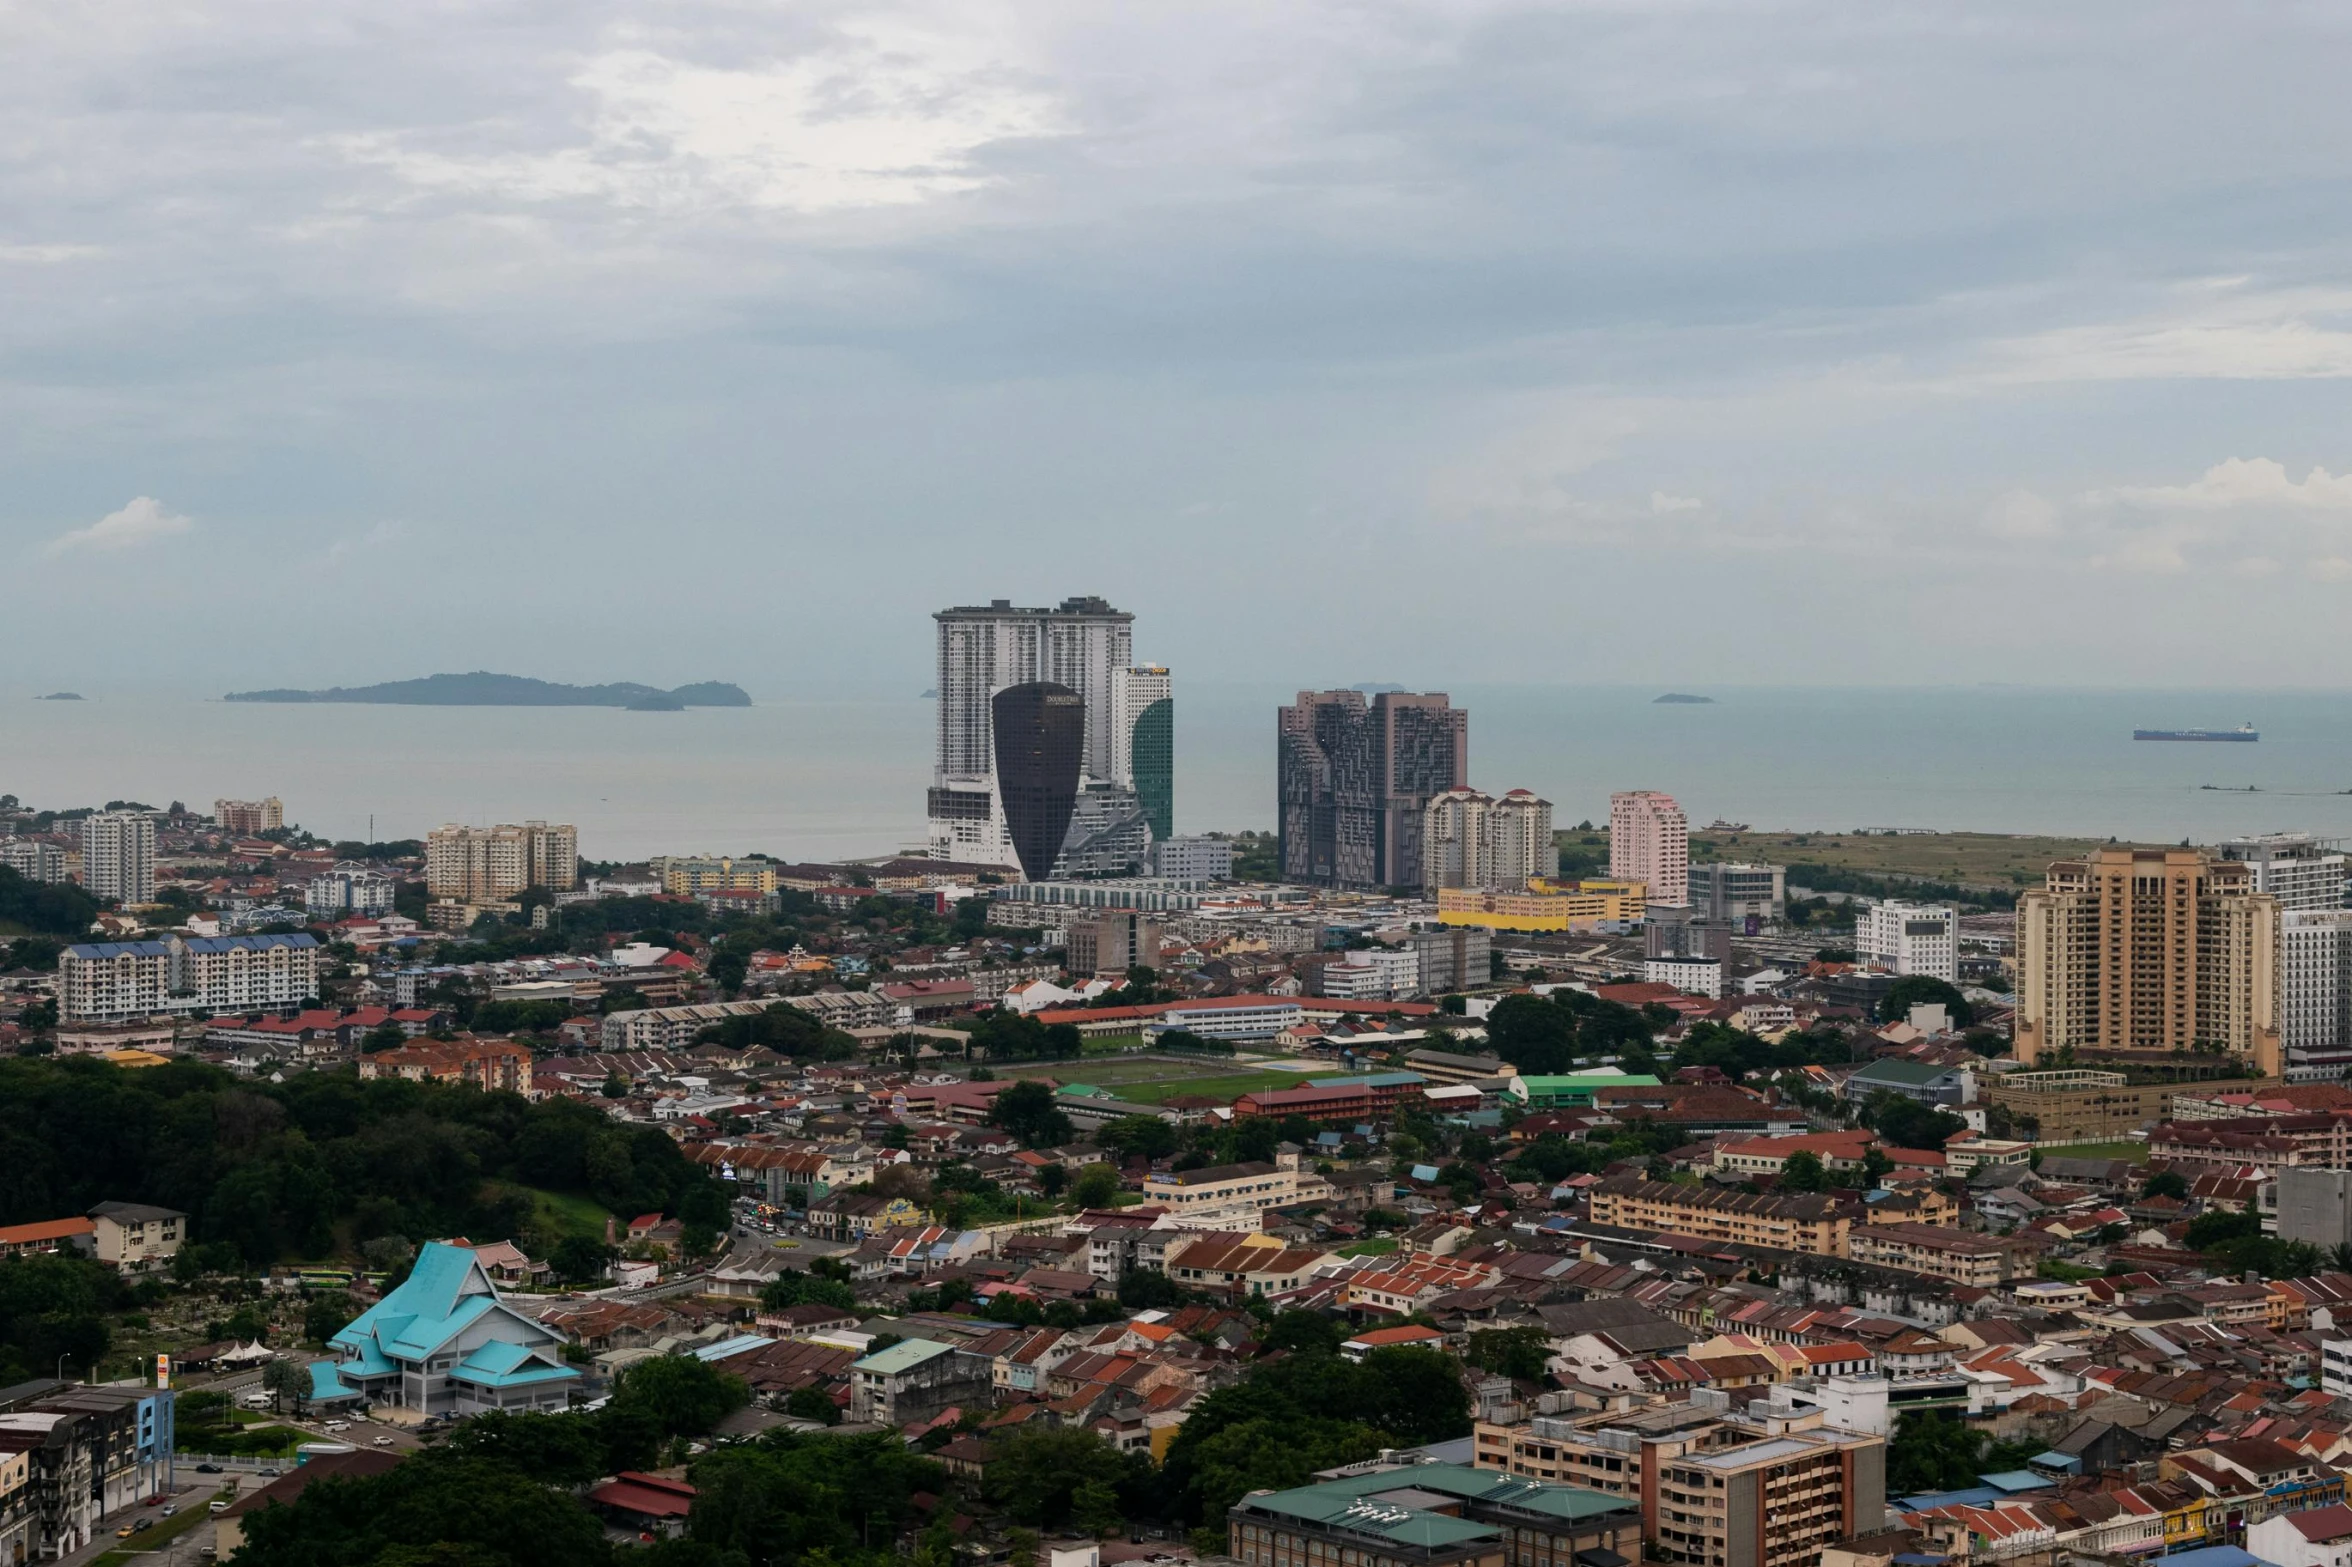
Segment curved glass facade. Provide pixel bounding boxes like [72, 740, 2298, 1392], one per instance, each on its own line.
[1130, 696, 1174, 843]
[992, 682, 1085, 882]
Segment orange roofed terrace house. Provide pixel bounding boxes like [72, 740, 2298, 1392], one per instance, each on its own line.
[357, 1037, 534, 1095]
[1583, 1178, 1851, 1257]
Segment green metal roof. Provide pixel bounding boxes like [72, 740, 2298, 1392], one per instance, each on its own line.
[852, 1337, 957, 1375]
[1515, 1073, 1662, 1091]
[1847, 1059, 1959, 1086]
[1236, 1463, 1629, 1544]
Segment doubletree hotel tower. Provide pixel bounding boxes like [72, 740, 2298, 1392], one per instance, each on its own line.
[926, 597, 1175, 880]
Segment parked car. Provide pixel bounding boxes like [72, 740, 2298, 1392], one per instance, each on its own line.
[209, 1502, 231, 1516]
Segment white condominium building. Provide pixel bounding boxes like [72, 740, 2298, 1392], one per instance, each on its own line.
[1610, 790, 1688, 907]
[2282, 908, 2352, 1082]
[80, 811, 157, 905]
[0, 839, 69, 884]
[60, 933, 322, 1022]
[426, 822, 578, 900]
[2220, 833, 2347, 913]
[1854, 900, 1959, 983]
[307, 863, 399, 918]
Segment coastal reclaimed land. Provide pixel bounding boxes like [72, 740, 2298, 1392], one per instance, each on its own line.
[1690, 829, 2168, 891]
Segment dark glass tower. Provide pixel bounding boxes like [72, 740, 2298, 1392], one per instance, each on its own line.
[1277, 690, 1467, 889]
[993, 682, 1085, 882]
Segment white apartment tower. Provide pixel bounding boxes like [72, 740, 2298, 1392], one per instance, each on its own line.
[426, 822, 578, 901]
[1421, 788, 1496, 892]
[1855, 900, 1959, 984]
[1609, 790, 1688, 907]
[1490, 790, 1556, 889]
[80, 811, 156, 904]
[2282, 909, 2352, 1081]
[2220, 833, 2348, 912]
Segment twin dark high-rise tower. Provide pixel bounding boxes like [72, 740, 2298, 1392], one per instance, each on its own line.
[1277, 690, 1468, 890]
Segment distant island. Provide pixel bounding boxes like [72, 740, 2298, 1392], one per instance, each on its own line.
[224, 672, 752, 708]
[1654, 692, 1714, 704]
[38, 692, 83, 701]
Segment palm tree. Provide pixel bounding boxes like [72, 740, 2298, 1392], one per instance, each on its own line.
[2328, 1243, 2352, 1275]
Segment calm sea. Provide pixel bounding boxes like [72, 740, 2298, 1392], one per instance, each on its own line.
[6, 682, 2352, 862]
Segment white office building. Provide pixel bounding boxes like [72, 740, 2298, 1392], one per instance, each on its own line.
[2220, 833, 2347, 913]
[1687, 861, 1788, 926]
[1318, 946, 1421, 1001]
[2282, 908, 2352, 1082]
[1854, 901, 1958, 983]
[1150, 836, 1234, 880]
[79, 812, 156, 905]
[1645, 956, 1725, 998]
[307, 863, 399, 919]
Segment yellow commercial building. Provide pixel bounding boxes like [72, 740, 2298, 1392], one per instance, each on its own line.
[653, 855, 780, 895]
[1438, 878, 1647, 932]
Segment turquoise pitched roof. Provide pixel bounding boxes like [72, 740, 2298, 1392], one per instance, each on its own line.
[330, 1242, 505, 1366]
[448, 1339, 579, 1389]
[338, 1338, 398, 1378]
[309, 1361, 361, 1401]
[386, 1292, 497, 1359]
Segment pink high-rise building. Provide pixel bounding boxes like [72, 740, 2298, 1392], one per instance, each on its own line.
[1610, 790, 1688, 906]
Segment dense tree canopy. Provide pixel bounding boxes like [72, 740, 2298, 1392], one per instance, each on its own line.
[968, 1012, 1083, 1062]
[0, 1057, 725, 1266]
[1878, 976, 1976, 1027]
[0, 866, 100, 933]
[989, 1081, 1074, 1148]
[693, 1002, 858, 1061]
[1161, 1345, 1471, 1523]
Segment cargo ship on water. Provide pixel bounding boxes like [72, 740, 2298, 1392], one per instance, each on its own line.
[2133, 723, 2259, 742]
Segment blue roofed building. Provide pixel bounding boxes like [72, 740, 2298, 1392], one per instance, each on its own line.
[325, 1241, 579, 1416]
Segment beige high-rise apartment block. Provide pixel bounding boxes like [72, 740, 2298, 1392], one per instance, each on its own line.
[1610, 790, 1688, 907]
[213, 797, 284, 835]
[2016, 846, 2282, 1078]
[1421, 787, 1555, 893]
[427, 822, 579, 900]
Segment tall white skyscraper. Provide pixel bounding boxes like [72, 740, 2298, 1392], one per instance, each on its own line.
[80, 811, 157, 904]
[927, 597, 1172, 874]
[2220, 835, 2351, 1080]
[1610, 790, 1688, 907]
[933, 597, 1134, 783]
[2281, 909, 2352, 1082]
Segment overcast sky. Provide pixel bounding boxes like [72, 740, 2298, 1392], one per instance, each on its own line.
[9, 0, 2352, 692]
